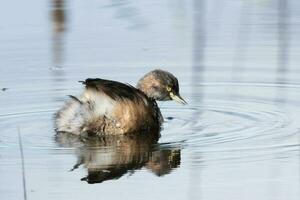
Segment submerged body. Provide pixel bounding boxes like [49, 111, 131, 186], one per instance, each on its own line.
[55, 69, 186, 136]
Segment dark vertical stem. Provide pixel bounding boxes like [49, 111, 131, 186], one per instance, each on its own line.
[18, 128, 27, 200]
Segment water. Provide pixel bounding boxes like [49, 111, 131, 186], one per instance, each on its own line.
[1, 0, 300, 199]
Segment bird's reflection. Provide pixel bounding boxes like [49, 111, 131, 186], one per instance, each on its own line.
[55, 133, 181, 184]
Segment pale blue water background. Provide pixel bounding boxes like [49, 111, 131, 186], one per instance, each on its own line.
[1, 0, 300, 199]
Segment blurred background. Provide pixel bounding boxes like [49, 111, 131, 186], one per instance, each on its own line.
[1, 0, 300, 199]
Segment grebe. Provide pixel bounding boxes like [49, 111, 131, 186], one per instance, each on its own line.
[55, 69, 186, 136]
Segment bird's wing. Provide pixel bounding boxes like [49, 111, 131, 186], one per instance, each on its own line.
[81, 78, 146, 101]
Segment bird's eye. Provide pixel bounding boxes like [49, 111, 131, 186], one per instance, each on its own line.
[166, 86, 172, 92]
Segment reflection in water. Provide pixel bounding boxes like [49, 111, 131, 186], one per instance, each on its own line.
[51, 0, 67, 67]
[277, 0, 289, 80]
[190, 0, 206, 199]
[276, 0, 289, 103]
[192, 0, 206, 106]
[55, 133, 181, 184]
[232, 1, 252, 83]
[104, 0, 147, 29]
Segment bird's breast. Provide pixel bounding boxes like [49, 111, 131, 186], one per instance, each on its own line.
[111, 98, 160, 134]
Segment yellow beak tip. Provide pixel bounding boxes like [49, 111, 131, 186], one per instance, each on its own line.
[171, 94, 187, 105]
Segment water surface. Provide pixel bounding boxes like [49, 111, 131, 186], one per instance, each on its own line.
[1, 0, 300, 199]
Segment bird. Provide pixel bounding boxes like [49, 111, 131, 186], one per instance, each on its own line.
[55, 69, 186, 136]
[55, 132, 181, 184]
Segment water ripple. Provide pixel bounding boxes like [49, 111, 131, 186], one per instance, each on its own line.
[162, 84, 300, 163]
[0, 83, 299, 164]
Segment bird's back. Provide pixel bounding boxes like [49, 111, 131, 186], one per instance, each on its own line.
[55, 78, 162, 136]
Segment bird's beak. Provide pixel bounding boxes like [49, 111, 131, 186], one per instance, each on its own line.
[170, 92, 187, 105]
